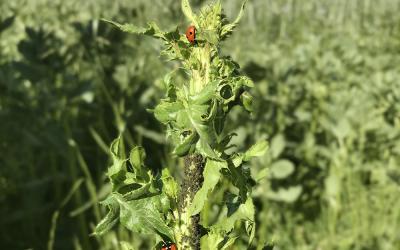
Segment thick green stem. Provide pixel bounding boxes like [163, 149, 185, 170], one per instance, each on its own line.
[178, 154, 204, 250]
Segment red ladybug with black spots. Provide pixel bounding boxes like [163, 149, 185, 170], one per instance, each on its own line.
[185, 25, 196, 44]
[161, 242, 177, 250]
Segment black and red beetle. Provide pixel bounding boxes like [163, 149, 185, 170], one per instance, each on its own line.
[185, 25, 196, 44]
[161, 242, 177, 250]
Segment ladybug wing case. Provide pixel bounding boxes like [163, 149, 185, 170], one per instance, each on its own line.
[185, 25, 196, 44]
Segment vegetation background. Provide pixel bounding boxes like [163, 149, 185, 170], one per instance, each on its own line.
[1, 0, 399, 249]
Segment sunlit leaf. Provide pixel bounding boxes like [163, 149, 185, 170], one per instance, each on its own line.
[270, 134, 285, 159]
[181, 0, 199, 27]
[94, 196, 120, 236]
[190, 159, 227, 215]
[270, 159, 295, 179]
[243, 140, 268, 161]
[212, 197, 255, 235]
[267, 186, 302, 203]
[113, 193, 174, 240]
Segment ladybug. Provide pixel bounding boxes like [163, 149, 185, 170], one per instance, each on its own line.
[185, 25, 196, 44]
[161, 242, 177, 250]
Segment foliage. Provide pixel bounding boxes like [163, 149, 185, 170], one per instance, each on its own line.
[95, 1, 268, 249]
[1, 0, 400, 249]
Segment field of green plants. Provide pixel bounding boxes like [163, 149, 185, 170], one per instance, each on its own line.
[1, 0, 400, 249]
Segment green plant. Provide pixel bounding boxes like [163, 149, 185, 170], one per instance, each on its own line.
[94, 0, 268, 249]
[3, 0, 399, 249]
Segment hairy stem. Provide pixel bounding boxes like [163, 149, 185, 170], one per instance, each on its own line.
[178, 154, 204, 250]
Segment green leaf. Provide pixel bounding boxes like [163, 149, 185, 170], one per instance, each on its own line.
[173, 130, 199, 156]
[246, 219, 256, 245]
[197, 137, 219, 158]
[256, 167, 269, 182]
[231, 153, 244, 167]
[110, 136, 122, 159]
[154, 101, 183, 124]
[225, 163, 252, 198]
[270, 159, 295, 179]
[186, 101, 219, 158]
[197, 1, 223, 37]
[122, 183, 152, 201]
[243, 140, 268, 161]
[201, 230, 238, 250]
[198, 29, 220, 45]
[240, 91, 253, 112]
[220, 237, 238, 250]
[200, 230, 225, 250]
[267, 186, 302, 203]
[161, 168, 179, 200]
[270, 134, 285, 159]
[220, 0, 248, 39]
[129, 146, 146, 171]
[102, 19, 166, 40]
[181, 0, 199, 27]
[163, 70, 179, 100]
[107, 137, 127, 189]
[190, 159, 227, 215]
[241, 76, 254, 88]
[212, 197, 255, 235]
[190, 80, 219, 105]
[94, 196, 120, 236]
[113, 193, 174, 240]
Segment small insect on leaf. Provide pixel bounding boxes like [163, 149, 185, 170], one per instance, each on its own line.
[185, 25, 196, 44]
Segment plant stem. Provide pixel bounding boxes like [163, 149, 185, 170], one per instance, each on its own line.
[178, 154, 204, 250]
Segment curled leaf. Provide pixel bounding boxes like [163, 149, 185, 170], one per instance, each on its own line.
[173, 130, 199, 156]
[94, 196, 120, 236]
[240, 91, 253, 112]
[154, 101, 183, 124]
[129, 146, 146, 170]
[190, 80, 219, 105]
[220, 0, 248, 39]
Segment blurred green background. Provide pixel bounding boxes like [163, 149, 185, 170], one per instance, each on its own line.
[1, 0, 399, 249]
